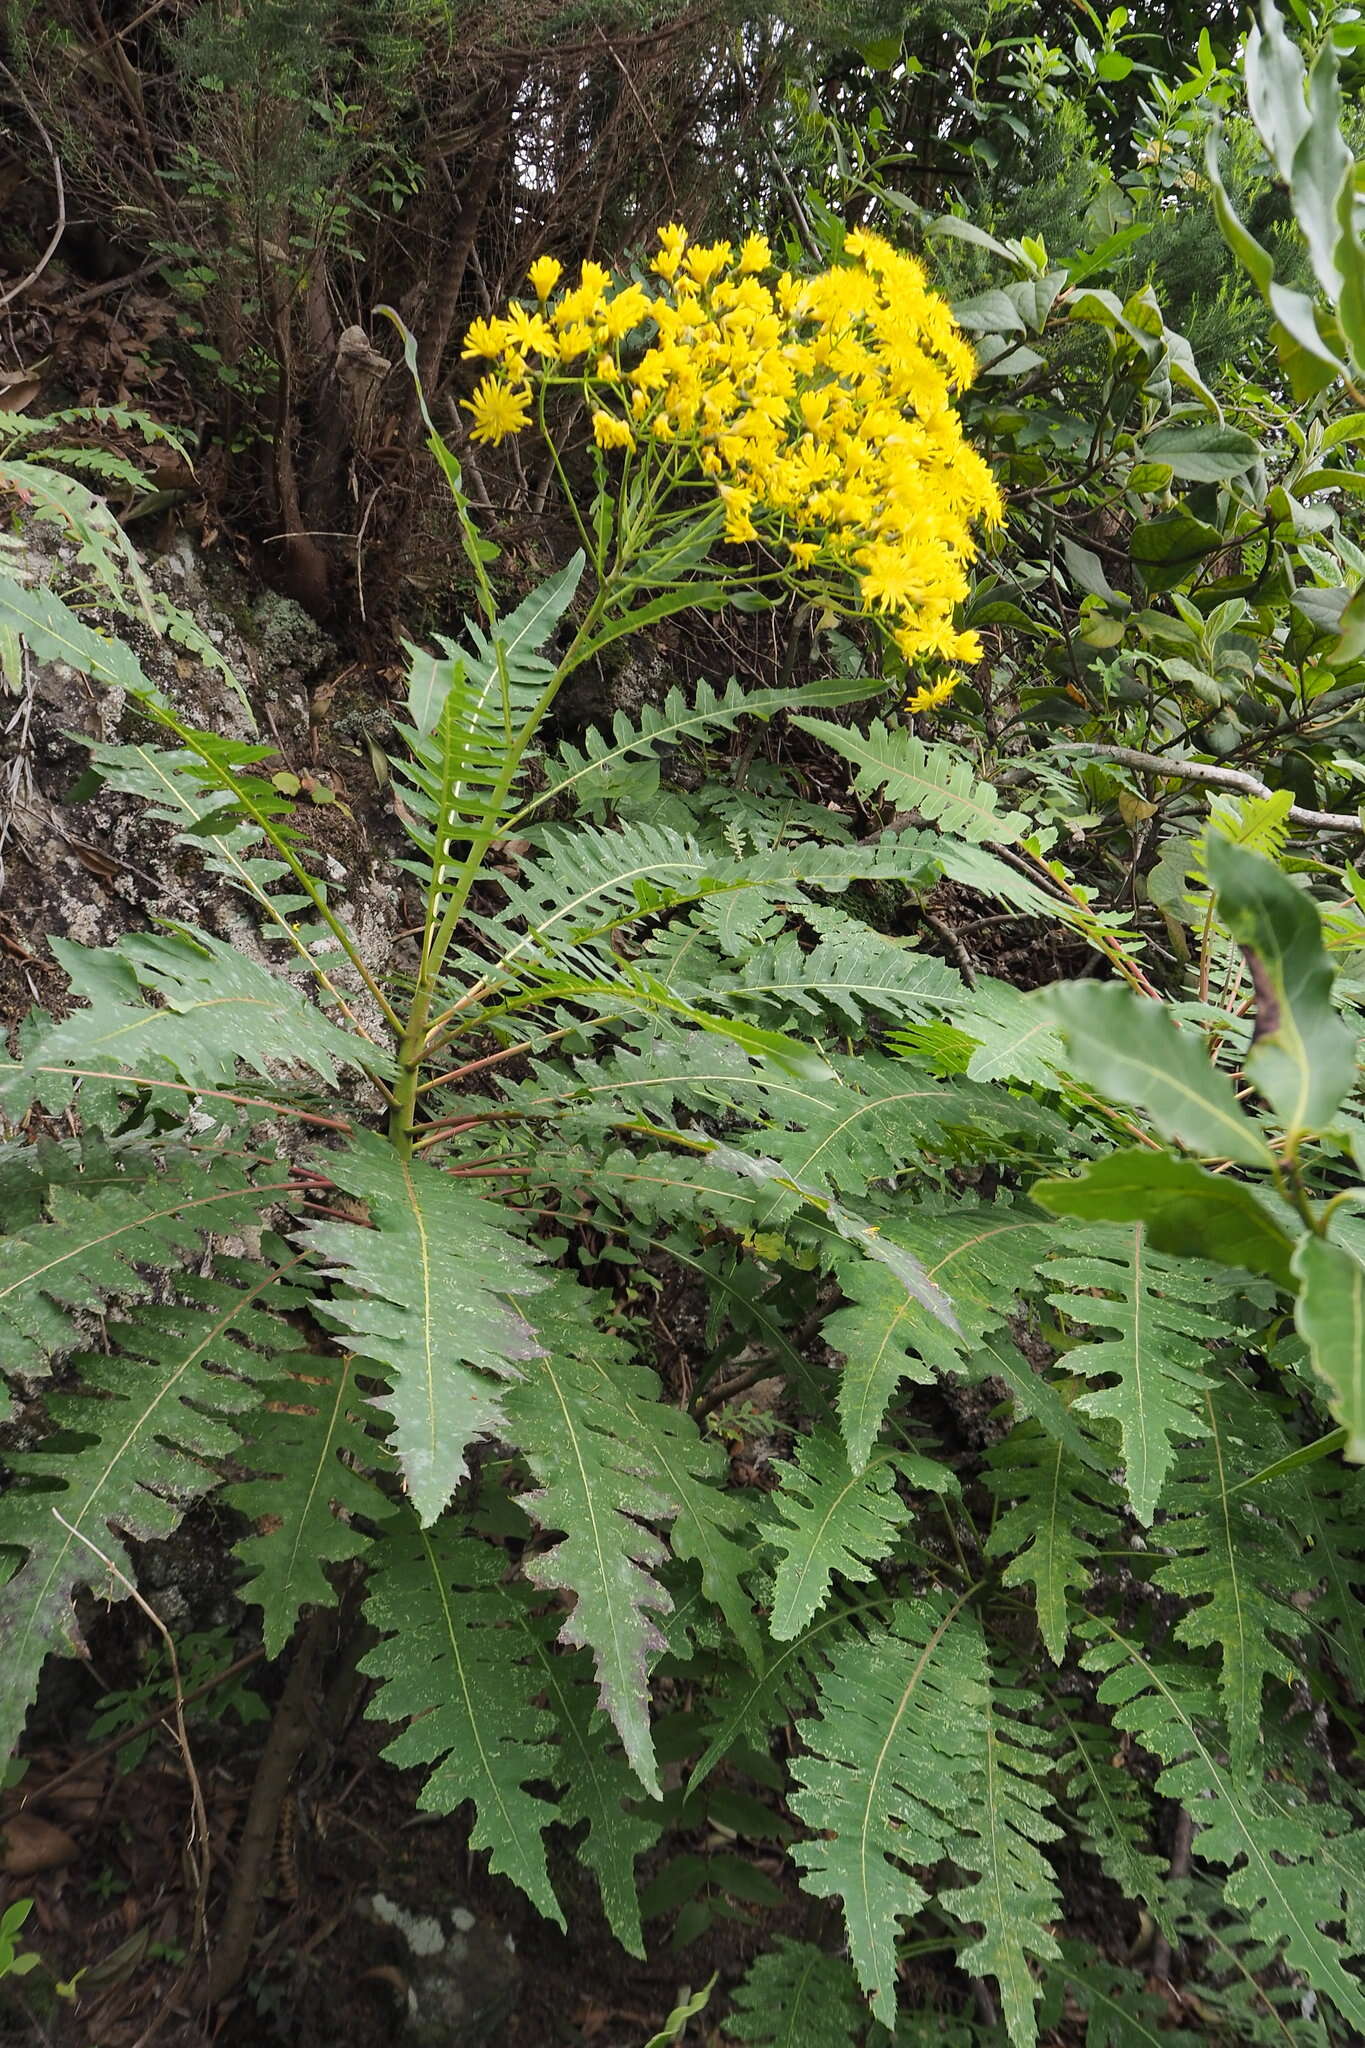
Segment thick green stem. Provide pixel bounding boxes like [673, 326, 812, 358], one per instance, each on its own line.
[388, 589, 613, 1150]
[384, 415, 748, 1151]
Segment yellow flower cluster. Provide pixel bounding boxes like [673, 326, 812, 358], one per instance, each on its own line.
[461, 225, 1001, 666]
[904, 672, 961, 716]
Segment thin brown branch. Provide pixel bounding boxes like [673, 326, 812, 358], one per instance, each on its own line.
[52, 1514, 212, 2045]
[63, 256, 165, 309]
[406, 66, 523, 441]
[2, 1065, 354, 1132]
[0, 61, 65, 311]
[1150, 1806, 1195, 1983]
[691, 1357, 783, 1421]
[410, 1107, 527, 1150]
[207, 1608, 334, 2005]
[442, 1160, 539, 1178]
[416, 1023, 577, 1095]
[920, 904, 978, 988]
[21, 1650, 266, 1807]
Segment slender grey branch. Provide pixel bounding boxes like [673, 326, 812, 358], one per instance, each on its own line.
[1065, 743, 1363, 833]
[0, 61, 65, 310]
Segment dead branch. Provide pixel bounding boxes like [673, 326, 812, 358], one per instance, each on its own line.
[1068, 743, 1364, 833]
[0, 60, 65, 310]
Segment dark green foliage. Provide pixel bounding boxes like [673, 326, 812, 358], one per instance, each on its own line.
[726, 1938, 869, 2044]
[766, 1427, 946, 1639]
[790, 1599, 1062, 2040]
[1042, 1229, 1242, 1525]
[301, 1133, 547, 1524]
[985, 1419, 1121, 1663]
[0, 1152, 281, 1377]
[228, 1349, 389, 1655]
[360, 1517, 568, 1925]
[0, 1223, 308, 1758]
[504, 1275, 755, 1792]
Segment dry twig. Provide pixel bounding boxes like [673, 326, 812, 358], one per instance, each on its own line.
[21, 1649, 267, 1808]
[51, 1512, 212, 2048]
[1068, 743, 1363, 833]
[0, 61, 65, 310]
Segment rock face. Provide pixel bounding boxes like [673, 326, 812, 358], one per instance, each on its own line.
[364, 1893, 522, 2046]
[0, 522, 399, 1047]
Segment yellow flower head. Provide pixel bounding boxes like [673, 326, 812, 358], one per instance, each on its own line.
[603, 283, 651, 341]
[462, 375, 531, 445]
[461, 315, 507, 361]
[799, 387, 832, 434]
[555, 321, 595, 364]
[738, 233, 772, 274]
[653, 221, 689, 280]
[527, 254, 563, 300]
[502, 302, 556, 356]
[719, 482, 757, 543]
[591, 409, 636, 452]
[683, 240, 733, 289]
[904, 672, 962, 716]
[556, 260, 613, 327]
